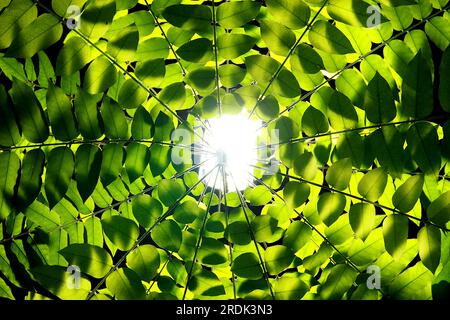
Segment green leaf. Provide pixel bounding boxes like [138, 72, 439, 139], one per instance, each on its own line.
[198, 237, 228, 266]
[428, 191, 450, 226]
[260, 19, 296, 56]
[222, 92, 244, 115]
[245, 54, 280, 83]
[80, 0, 116, 42]
[334, 132, 365, 169]
[245, 55, 301, 98]
[125, 143, 150, 183]
[31, 266, 91, 300]
[0, 84, 21, 147]
[301, 106, 329, 137]
[226, 220, 250, 244]
[0, 0, 37, 49]
[162, 5, 211, 32]
[328, 0, 383, 27]
[217, 34, 256, 60]
[251, 215, 282, 243]
[135, 59, 165, 88]
[349, 203, 376, 241]
[383, 214, 409, 260]
[425, 16, 450, 51]
[151, 219, 182, 251]
[84, 216, 103, 247]
[440, 46, 450, 112]
[402, 52, 433, 118]
[157, 179, 185, 207]
[74, 88, 104, 139]
[177, 38, 212, 63]
[291, 44, 324, 75]
[25, 58, 36, 82]
[102, 215, 139, 251]
[283, 220, 312, 252]
[84, 57, 117, 95]
[388, 262, 433, 299]
[116, 0, 138, 11]
[149, 144, 170, 176]
[46, 83, 79, 141]
[52, 0, 87, 17]
[319, 264, 358, 299]
[418, 225, 441, 273]
[325, 214, 354, 245]
[173, 200, 199, 225]
[327, 91, 358, 130]
[188, 268, 225, 297]
[282, 181, 310, 208]
[378, 0, 418, 6]
[364, 73, 396, 123]
[56, 37, 95, 76]
[370, 126, 405, 179]
[274, 116, 300, 142]
[264, 245, 294, 275]
[25, 200, 60, 232]
[106, 267, 146, 300]
[256, 95, 279, 121]
[244, 185, 273, 206]
[392, 174, 424, 213]
[0, 277, 14, 299]
[335, 69, 367, 108]
[132, 194, 163, 229]
[59, 244, 113, 278]
[131, 106, 154, 139]
[216, 1, 261, 29]
[433, 264, 450, 299]
[16, 148, 45, 210]
[37, 51, 55, 88]
[317, 193, 346, 226]
[9, 79, 49, 143]
[158, 82, 186, 110]
[0, 152, 20, 220]
[326, 158, 352, 191]
[0, 55, 27, 82]
[231, 252, 263, 280]
[384, 42, 416, 86]
[6, 14, 62, 59]
[406, 122, 441, 176]
[357, 167, 388, 202]
[274, 276, 309, 300]
[265, 0, 310, 30]
[293, 151, 317, 181]
[100, 98, 129, 140]
[39, 227, 67, 269]
[126, 245, 160, 282]
[185, 67, 216, 94]
[75, 144, 102, 201]
[132, 11, 155, 36]
[219, 64, 246, 88]
[45, 147, 74, 208]
[153, 111, 174, 141]
[107, 27, 139, 62]
[308, 20, 355, 55]
[118, 79, 148, 109]
[136, 38, 169, 61]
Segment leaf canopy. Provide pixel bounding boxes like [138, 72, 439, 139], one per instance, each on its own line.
[0, 0, 449, 301]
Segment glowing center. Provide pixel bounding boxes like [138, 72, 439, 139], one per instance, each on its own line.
[199, 113, 261, 191]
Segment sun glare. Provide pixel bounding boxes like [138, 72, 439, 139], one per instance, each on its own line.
[198, 113, 262, 191]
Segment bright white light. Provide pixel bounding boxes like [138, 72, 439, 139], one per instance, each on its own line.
[198, 112, 262, 191]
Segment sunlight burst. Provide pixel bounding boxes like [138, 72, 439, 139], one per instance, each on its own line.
[198, 113, 262, 191]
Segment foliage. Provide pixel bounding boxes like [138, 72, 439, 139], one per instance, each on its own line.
[0, 0, 449, 301]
